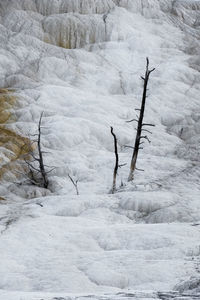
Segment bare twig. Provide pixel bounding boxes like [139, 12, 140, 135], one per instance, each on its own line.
[136, 167, 144, 172]
[142, 129, 153, 134]
[119, 163, 127, 168]
[140, 135, 151, 143]
[126, 119, 139, 123]
[142, 123, 155, 127]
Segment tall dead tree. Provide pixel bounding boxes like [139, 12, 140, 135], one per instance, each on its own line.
[110, 126, 119, 193]
[128, 58, 155, 182]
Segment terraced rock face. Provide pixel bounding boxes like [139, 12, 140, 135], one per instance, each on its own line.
[1, 0, 115, 49]
[3, 0, 199, 50]
[0, 0, 200, 299]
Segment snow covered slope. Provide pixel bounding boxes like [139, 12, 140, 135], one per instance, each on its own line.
[0, 0, 200, 299]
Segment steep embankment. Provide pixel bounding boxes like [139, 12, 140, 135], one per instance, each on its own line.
[0, 1, 200, 299]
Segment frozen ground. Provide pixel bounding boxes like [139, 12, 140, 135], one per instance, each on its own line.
[0, 0, 200, 299]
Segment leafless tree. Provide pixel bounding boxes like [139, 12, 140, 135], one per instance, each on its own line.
[22, 112, 54, 189]
[128, 58, 155, 182]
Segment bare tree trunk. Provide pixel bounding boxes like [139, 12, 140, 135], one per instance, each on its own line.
[111, 126, 119, 193]
[128, 58, 155, 182]
[37, 112, 49, 189]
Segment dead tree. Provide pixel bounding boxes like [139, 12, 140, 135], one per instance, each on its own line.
[23, 112, 53, 189]
[110, 126, 119, 193]
[128, 58, 155, 182]
[37, 112, 49, 188]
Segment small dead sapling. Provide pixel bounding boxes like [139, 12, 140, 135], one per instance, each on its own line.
[22, 112, 54, 189]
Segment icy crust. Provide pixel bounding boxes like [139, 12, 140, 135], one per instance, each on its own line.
[0, 0, 200, 297]
[0, 195, 200, 294]
[3, 10, 110, 49]
[1, 0, 116, 15]
[1, 3, 114, 49]
[2, 0, 200, 17]
[113, 0, 200, 19]
[34, 0, 116, 15]
[1, 0, 200, 49]
[172, 0, 200, 29]
[43, 13, 110, 49]
[3, 10, 44, 40]
[174, 0, 200, 10]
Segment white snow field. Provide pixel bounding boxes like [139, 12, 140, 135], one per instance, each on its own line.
[0, 0, 200, 299]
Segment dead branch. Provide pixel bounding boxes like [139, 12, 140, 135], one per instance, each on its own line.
[140, 135, 151, 143]
[68, 174, 79, 195]
[136, 167, 144, 172]
[119, 163, 127, 168]
[142, 129, 152, 134]
[142, 123, 155, 127]
[126, 119, 139, 123]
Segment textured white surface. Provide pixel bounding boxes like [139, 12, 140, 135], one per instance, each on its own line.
[0, 0, 200, 299]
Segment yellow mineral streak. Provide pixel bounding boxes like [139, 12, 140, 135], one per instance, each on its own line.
[0, 88, 31, 181]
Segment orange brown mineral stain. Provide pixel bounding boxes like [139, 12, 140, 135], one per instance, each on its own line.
[0, 88, 32, 181]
